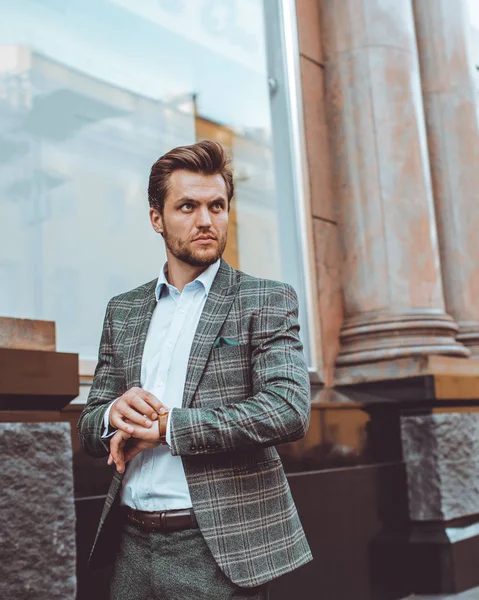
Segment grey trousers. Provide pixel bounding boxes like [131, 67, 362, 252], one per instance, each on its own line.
[110, 521, 270, 600]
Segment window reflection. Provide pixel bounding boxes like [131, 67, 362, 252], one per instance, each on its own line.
[468, 0, 479, 93]
[0, 0, 281, 359]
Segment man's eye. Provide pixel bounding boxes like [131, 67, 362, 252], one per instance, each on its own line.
[212, 203, 223, 211]
[181, 203, 193, 211]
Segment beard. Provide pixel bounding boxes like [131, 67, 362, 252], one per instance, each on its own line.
[162, 225, 227, 267]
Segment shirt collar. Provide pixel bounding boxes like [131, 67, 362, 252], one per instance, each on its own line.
[155, 259, 221, 302]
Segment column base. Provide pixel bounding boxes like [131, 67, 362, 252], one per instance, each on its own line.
[409, 520, 479, 595]
[457, 322, 479, 359]
[329, 367, 479, 598]
[337, 311, 469, 366]
[373, 520, 479, 597]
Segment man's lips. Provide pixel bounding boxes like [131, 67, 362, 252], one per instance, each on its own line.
[193, 236, 216, 244]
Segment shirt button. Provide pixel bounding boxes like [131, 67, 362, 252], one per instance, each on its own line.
[178, 308, 185, 314]
[157, 381, 164, 387]
[166, 342, 172, 349]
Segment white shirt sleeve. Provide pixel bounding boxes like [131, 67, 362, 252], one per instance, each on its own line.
[101, 398, 120, 439]
[165, 409, 173, 446]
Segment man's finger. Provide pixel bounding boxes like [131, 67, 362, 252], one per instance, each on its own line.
[113, 403, 153, 429]
[128, 395, 160, 422]
[108, 440, 118, 465]
[109, 434, 121, 464]
[110, 413, 135, 434]
[113, 392, 161, 423]
[118, 423, 159, 441]
[137, 390, 164, 414]
[110, 432, 129, 473]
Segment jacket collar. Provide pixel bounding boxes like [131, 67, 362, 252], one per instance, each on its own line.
[155, 259, 221, 302]
[125, 259, 239, 392]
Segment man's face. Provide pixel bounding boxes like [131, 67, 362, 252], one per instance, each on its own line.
[150, 170, 229, 267]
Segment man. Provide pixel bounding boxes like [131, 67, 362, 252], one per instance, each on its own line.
[78, 140, 312, 600]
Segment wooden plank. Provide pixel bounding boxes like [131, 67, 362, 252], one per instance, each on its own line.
[0, 348, 79, 409]
[434, 374, 479, 401]
[0, 317, 56, 351]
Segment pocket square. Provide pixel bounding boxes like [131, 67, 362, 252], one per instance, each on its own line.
[213, 336, 240, 349]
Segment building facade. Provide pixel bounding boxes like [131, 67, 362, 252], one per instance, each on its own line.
[291, 0, 479, 598]
[2, 0, 479, 598]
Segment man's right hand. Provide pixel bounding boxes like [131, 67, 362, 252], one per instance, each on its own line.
[109, 387, 167, 435]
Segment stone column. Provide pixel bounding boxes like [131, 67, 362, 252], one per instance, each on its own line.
[400, 411, 479, 593]
[0, 423, 76, 599]
[401, 412, 479, 523]
[0, 318, 78, 598]
[412, 0, 479, 358]
[319, 0, 468, 366]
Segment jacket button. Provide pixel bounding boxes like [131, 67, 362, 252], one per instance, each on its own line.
[198, 445, 204, 450]
[190, 445, 197, 452]
[206, 444, 212, 450]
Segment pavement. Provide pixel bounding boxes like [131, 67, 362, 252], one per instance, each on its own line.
[402, 587, 479, 599]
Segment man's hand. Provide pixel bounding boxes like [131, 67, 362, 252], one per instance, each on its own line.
[107, 429, 161, 474]
[109, 387, 168, 436]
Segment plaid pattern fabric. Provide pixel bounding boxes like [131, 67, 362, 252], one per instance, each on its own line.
[78, 259, 312, 587]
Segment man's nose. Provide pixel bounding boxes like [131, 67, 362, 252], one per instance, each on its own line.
[196, 206, 212, 228]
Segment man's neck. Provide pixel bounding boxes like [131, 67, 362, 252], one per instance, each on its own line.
[165, 253, 210, 292]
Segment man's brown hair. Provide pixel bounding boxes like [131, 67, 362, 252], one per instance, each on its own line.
[148, 140, 234, 213]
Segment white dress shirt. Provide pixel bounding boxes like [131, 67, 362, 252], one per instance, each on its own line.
[102, 259, 221, 511]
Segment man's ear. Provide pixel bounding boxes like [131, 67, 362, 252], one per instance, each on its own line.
[149, 207, 163, 234]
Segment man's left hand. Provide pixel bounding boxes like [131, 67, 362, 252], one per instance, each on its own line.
[107, 406, 170, 472]
[108, 429, 161, 473]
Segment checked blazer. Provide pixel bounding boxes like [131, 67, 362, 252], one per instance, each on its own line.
[78, 259, 313, 588]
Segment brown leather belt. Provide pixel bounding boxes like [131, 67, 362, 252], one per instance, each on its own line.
[124, 507, 198, 533]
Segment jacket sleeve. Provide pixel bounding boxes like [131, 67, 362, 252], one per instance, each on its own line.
[169, 284, 311, 457]
[77, 300, 124, 458]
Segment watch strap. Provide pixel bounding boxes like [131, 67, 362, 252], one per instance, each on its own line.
[158, 411, 169, 445]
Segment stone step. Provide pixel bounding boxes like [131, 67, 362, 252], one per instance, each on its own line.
[402, 586, 479, 599]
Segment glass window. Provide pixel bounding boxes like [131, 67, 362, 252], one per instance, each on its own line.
[0, 0, 315, 371]
[467, 1, 479, 123]
[469, 2, 479, 60]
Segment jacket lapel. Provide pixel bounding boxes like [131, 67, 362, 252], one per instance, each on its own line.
[125, 280, 157, 388]
[182, 259, 239, 408]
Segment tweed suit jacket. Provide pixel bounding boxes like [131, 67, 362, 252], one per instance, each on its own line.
[78, 259, 313, 588]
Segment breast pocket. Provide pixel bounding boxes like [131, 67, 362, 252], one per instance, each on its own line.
[206, 343, 252, 392]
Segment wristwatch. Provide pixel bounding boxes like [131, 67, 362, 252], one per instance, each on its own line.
[158, 410, 170, 445]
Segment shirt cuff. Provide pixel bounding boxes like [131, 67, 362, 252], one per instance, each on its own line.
[165, 409, 173, 446]
[101, 398, 119, 439]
